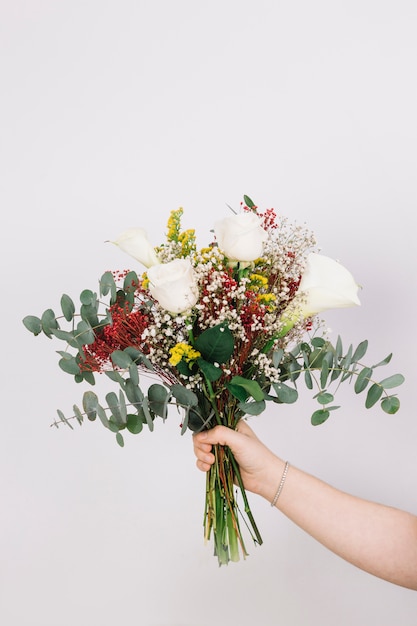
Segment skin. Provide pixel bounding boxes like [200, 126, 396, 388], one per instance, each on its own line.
[193, 421, 417, 591]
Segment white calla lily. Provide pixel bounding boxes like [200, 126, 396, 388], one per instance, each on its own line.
[110, 227, 160, 268]
[279, 253, 360, 335]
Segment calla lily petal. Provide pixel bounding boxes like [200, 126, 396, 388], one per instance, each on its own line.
[111, 228, 160, 268]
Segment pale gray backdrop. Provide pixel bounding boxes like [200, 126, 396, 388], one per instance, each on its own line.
[1, 1, 416, 625]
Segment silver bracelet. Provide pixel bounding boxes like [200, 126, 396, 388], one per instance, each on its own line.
[270, 461, 290, 507]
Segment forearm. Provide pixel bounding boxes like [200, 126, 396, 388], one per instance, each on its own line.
[264, 460, 417, 590]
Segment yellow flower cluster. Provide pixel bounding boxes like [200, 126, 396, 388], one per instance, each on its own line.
[248, 273, 268, 291]
[167, 208, 184, 242]
[256, 293, 276, 309]
[141, 271, 149, 290]
[166, 208, 196, 257]
[178, 229, 196, 257]
[169, 342, 201, 366]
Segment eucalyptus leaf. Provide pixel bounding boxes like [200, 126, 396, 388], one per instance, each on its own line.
[97, 404, 110, 428]
[381, 396, 400, 414]
[170, 384, 198, 407]
[75, 320, 95, 345]
[72, 404, 84, 425]
[105, 391, 125, 425]
[22, 315, 42, 336]
[123, 270, 139, 292]
[41, 309, 59, 338]
[59, 355, 81, 376]
[105, 370, 126, 384]
[82, 390, 99, 421]
[116, 432, 125, 447]
[238, 399, 266, 415]
[141, 397, 155, 431]
[316, 392, 334, 405]
[126, 413, 144, 434]
[80, 289, 95, 306]
[124, 378, 145, 405]
[148, 384, 170, 418]
[311, 409, 330, 426]
[378, 374, 405, 389]
[371, 353, 393, 369]
[365, 383, 383, 409]
[354, 367, 373, 394]
[352, 340, 368, 363]
[100, 271, 117, 299]
[60, 294, 75, 322]
[272, 382, 298, 404]
[56, 409, 74, 429]
[111, 350, 133, 369]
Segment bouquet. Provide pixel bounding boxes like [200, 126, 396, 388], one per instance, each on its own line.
[23, 196, 404, 566]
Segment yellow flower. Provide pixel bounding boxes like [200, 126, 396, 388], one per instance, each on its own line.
[257, 293, 276, 309]
[248, 273, 268, 291]
[169, 343, 201, 366]
[141, 271, 149, 290]
[167, 208, 184, 242]
[178, 228, 196, 257]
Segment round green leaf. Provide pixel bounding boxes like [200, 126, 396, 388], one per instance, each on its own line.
[80, 289, 95, 306]
[381, 396, 400, 414]
[126, 413, 144, 434]
[22, 315, 42, 335]
[311, 409, 330, 426]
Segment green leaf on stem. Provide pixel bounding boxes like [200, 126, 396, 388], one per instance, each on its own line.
[194, 322, 234, 364]
[100, 271, 117, 300]
[272, 382, 298, 404]
[41, 309, 59, 338]
[381, 396, 400, 414]
[197, 358, 222, 381]
[227, 376, 264, 402]
[80, 289, 95, 306]
[126, 413, 144, 434]
[354, 367, 373, 393]
[243, 194, 256, 208]
[311, 409, 330, 425]
[352, 340, 368, 363]
[22, 315, 42, 335]
[238, 399, 266, 415]
[365, 383, 383, 409]
[60, 294, 75, 322]
[58, 355, 81, 376]
[82, 390, 99, 421]
[378, 374, 405, 389]
[148, 384, 170, 418]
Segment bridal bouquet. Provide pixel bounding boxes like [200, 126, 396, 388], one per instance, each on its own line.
[23, 196, 404, 565]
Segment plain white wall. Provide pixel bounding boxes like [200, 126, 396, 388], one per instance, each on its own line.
[1, 1, 416, 625]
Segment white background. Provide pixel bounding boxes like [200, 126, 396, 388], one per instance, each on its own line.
[1, 1, 417, 625]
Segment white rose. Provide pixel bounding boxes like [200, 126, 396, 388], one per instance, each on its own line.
[279, 253, 360, 335]
[147, 258, 199, 314]
[111, 228, 160, 268]
[214, 212, 268, 262]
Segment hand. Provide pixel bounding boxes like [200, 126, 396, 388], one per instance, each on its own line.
[193, 421, 285, 502]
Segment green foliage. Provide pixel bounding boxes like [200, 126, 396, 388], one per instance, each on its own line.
[194, 322, 234, 364]
[23, 276, 405, 441]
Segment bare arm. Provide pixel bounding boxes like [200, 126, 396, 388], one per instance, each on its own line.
[193, 422, 417, 590]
